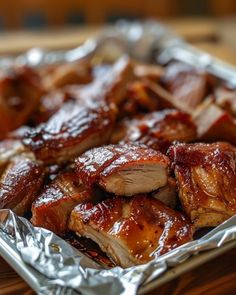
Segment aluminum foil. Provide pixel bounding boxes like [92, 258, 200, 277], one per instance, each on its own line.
[0, 209, 236, 295]
[1, 20, 236, 86]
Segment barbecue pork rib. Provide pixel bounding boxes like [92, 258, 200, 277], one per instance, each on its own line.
[31, 169, 91, 234]
[194, 98, 236, 145]
[68, 55, 134, 106]
[22, 56, 134, 164]
[0, 153, 44, 216]
[214, 86, 236, 117]
[161, 62, 211, 113]
[23, 100, 116, 164]
[122, 109, 196, 153]
[151, 177, 177, 208]
[75, 143, 169, 196]
[0, 139, 27, 173]
[168, 142, 236, 228]
[30, 90, 72, 125]
[68, 195, 193, 268]
[42, 61, 92, 91]
[0, 66, 44, 137]
[124, 79, 177, 116]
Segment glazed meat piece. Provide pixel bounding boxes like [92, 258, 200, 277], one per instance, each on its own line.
[161, 62, 211, 112]
[127, 81, 162, 112]
[42, 61, 92, 91]
[194, 98, 236, 145]
[31, 90, 72, 124]
[125, 80, 176, 114]
[69, 195, 193, 267]
[214, 86, 236, 117]
[123, 109, 196, 153]
[23, 100, 116, 164]
[75, 143, 169, 196]
[168, 142, 236, 228]
[69, 55, 134, 106]
[0, 139, 26, 172]
[0, 66, 44, 137]
[110, 119, 131, 144]
[95, 55, 134, 105]
[31, 170, 91, 234]
[23, 57, 135, 164]
[151, 177, 177, 209]
[0, 154, 44, 216]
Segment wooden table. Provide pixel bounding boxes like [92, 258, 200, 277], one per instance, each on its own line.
[1, 247, 236, 295]
[0, 18, 236, 295]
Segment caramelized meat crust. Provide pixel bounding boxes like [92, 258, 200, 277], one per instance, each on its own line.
[42, 61, 92, 91]
[23, 101, 116, 164]
[68, 195, 193, 267]
[0, 140, 26, 172]
[31, 170, 90, 234]
[194, 98, 236, 145]
[22, 56, 135, 164]
[0, 66, 44, 137]
[0, 154, 44, 215]
[124, 79, 176, 115]
[123, 109, 196, 153]
[75, 143, 169, 196]
[151, 177, 177, 208]
[161, 62, 210, 112]
[168, 142, 236, 228]
[0, 56, 235, 266]
[214, 86, 236, 117]
[31, 90, 72, 124]
[69, 55, 134, 106]
[95, 55, 134, 105]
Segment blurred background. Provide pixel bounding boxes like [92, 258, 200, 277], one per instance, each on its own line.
[0, 0, 235, 64]
[0, 0, 235, 29]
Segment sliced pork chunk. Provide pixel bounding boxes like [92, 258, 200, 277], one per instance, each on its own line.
[110, 119, 130, 144]
[22, 56, 135, 164]
[94, 55, 134, 105]
[122, 109, 196, 153]
[0, 154, 44, 215]
[161, 62, 212, 112]
[168, 142, 236, 228]
[0, 66, 44, 137]
[23, 100, 116, 164]
[0, 140, 27, 173]
[42, 61, 92, 91]
[214, 86, 236, 117]
[31, 90, 72, 125]
[151, 177, 177, 209]
[69, 55, 134, 106]
[194, 98, 236, 145]
[68, 195, 193, 268]
[75, 143, 169, 196]
[31, 170, 91, 234]
[125, 79, 176, 114]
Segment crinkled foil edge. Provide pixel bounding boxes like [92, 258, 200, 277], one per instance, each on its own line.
[0, 209, 236, 295]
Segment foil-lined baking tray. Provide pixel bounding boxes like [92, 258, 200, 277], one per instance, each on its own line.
[0, 20, 236, 295]
[1, 210, 236, 295]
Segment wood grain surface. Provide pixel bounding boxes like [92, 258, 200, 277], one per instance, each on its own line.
[148, 247, 236, 295]
[0, 247, 236, 295]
